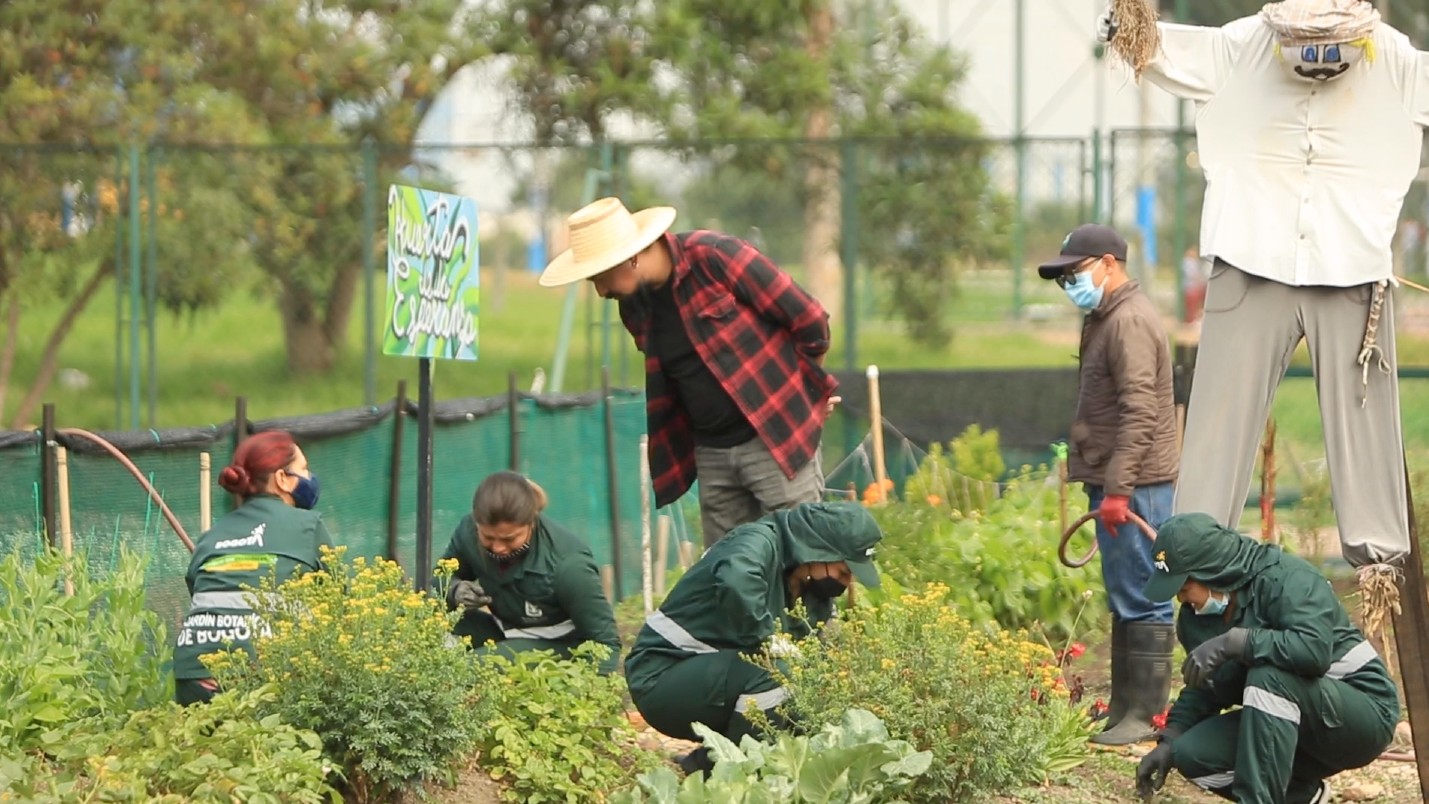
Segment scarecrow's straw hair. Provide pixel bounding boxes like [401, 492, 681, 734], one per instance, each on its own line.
[1356, 563, 1402, 673]
[1109, 0, 1162, 77]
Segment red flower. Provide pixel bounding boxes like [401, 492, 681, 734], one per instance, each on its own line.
[1089, 698, 1109, 718]
[1151, 708, 1169, 730]
[1068, 642, 1087, 659]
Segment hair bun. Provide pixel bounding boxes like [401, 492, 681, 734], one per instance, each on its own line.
[218, 464, 250, 495]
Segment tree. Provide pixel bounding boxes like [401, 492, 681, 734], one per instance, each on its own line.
[167, 1, 484, 374]
[0, 1, 256, 427]
[647, 0, 1008, 345]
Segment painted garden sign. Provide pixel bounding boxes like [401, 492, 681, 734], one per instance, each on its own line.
[383, 185, 479, 361]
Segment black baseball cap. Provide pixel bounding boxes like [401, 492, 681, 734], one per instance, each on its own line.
[1037, 224, 1129, 279]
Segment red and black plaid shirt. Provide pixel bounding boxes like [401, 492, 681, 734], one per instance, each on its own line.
[619, 231, 837, 506]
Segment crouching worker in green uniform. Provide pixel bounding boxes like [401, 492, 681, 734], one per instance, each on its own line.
[173, 430, 332, 705]
[437, 471, 621, 674]
[1135, 513, 1398, 804]
[624, 501, 883, 776]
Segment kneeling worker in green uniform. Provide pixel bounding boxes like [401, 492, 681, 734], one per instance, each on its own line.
[624, 501, 883, 775]
[1135, 513, 1398, 804]
[174, 430, 332, 705]
[438, 471, 621, 674]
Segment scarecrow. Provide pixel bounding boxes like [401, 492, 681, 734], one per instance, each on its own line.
[1097, 0, 1424, 602]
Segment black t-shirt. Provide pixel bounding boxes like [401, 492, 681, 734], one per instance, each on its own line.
[647, 279, 756, 448]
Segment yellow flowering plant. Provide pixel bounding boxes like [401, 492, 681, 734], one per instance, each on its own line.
[752, 584, 1096, 802]
[206, 548, 485, 803]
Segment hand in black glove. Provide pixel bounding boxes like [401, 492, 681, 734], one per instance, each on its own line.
[1135, 740, 1174, 801]
[1181, 627, 1249, 690]
[450, 579, 492, 612]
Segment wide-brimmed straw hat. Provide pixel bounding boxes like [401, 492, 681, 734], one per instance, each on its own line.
[538, 197, 677, 287]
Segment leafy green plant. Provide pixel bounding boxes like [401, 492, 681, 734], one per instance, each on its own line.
[868, 466, 1102, 642]
[474, 643, 662, 803]
[613, 708, 931, 803]
[0, 547, 170, 753]
[207, 548, 483, 803]
[0, 686, 339, 802]
[757, 585, 1095, 802]
[902, 425, 1005, 514]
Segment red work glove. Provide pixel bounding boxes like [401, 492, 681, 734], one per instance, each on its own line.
[1099, 494, 1131, 528]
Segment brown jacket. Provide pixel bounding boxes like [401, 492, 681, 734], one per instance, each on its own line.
[1067, 281, 1179, 495]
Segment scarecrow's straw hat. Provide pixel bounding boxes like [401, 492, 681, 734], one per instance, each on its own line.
[539, 197, 676, 287]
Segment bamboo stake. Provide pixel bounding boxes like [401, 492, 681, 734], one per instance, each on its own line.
[1260, 419, 1277, 545]
[655, 515, 671, 598]
[639, 434, 654, 614]
[199, 452, 212, 533]
[55, 446, 74, 596]
[600, 565, 615, 604]
[867, 365, 888, 503]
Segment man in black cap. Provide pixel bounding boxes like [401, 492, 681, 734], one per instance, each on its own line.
[1039, 224, 1180, 745]
[1134, 513, 1396, 804]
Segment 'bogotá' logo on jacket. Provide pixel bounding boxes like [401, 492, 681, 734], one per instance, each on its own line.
[215, 523, 267, 551]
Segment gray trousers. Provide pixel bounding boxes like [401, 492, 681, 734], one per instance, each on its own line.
[694, 438, 824, 547]
[1175, 263, 1409, 567]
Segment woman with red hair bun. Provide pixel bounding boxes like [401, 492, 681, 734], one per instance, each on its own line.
[173, 430, 331, 705]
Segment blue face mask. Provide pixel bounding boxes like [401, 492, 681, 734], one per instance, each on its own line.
[291, 472, 321, 510]
[1194, 591, 1228, 616]
[1062, 270, 1105, 312]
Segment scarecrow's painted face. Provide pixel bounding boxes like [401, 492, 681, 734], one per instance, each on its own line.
[1278, 41, 1365, 81]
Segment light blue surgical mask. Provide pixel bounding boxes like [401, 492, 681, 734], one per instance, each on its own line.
[1194, 591, 1229, 616]
[1062, 270, 1105, 312]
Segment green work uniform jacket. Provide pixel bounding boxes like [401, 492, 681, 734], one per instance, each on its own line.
[173, 495, 331, 681]
[624, 502, 883, 695]
[438, 513, 621, 674]
[1165, 515, 1399, 735]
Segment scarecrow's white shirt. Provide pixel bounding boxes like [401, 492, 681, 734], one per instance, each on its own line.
[1144, 18, 1429, 286]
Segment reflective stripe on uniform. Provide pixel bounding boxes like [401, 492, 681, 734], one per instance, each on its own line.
[190, 590, 262, 611]
[1327, 640, 1378, 679]
[646, 610, 719, 655]
[1190, 771, 1235, 791]
[498, 619, 578, 640]
[734, 686, 790, 713]
[1244, 686, 1301, 725]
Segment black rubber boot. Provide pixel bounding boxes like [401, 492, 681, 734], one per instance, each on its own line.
[1094, 619, 1128, 731]
[1091, 622, 1173, 746]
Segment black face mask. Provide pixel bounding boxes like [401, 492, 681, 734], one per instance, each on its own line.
[485, 541, 532, 566]
[805, 577, 848, 599]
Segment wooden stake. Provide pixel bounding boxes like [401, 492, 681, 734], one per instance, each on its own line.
[199, 452, 212, 533]
[655, 515, 671, 598]
[639, 434, 653, 614]
[600, 565, 615, 604]
[1260, 419, 1277, 545]
[867, 365, 887, 503]
[677, 540, 694, 570]
[55, 446, 74, 597]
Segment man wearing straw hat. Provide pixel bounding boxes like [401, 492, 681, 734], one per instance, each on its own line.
[1097, 0, 1422, 579]
[540, 198, 836, 547]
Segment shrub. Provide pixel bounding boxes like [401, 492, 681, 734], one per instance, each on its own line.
[868, 466, 1102, 642]
[0, 686, 338, 802]
[613, 709, 931, 803]
[474, 644, 663, 803]
[758, 585, 1096, 802]
[207, 548, 483, 803]
[0, 547, 170, 753]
